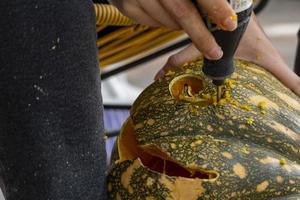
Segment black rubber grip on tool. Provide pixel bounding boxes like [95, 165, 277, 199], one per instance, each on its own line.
[202, 7, 253, 80]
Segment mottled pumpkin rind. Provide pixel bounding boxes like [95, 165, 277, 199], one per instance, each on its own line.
[107, 60, 300, 200]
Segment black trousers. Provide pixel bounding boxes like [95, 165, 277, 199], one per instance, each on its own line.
[0, 0, 106, 199]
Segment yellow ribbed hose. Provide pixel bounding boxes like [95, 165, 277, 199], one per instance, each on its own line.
[94, 4, 136, 26]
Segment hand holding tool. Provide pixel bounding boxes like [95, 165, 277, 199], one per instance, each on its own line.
[201, 0, 253, 101]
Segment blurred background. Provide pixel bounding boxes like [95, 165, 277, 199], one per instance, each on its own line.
[0, 0, 299, 199]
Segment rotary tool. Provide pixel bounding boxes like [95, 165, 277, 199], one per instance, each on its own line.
[202, 0, 253, 101]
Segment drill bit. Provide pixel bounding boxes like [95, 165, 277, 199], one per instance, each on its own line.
[216, 86, 222, 102]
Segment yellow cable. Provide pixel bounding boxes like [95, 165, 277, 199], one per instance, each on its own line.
[100, 31, 183, 66]
[99, 26, 149, 51]
[97, 25, 148, 47]
[94, 4, 136, 26]
[100, 28, 170, 59]
[96, 25, 107, 32]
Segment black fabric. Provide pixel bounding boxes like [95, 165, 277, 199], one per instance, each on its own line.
[0, 0, 106, 199]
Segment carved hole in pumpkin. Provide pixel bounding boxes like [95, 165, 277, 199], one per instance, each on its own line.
[169, 74, 204, 102]
[118, 119, 219, 180]
[139, 150, 218, 179]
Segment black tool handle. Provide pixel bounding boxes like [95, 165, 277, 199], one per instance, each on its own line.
[202, 5, 253, 82]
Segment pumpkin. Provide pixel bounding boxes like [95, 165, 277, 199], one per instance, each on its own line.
[107, 59, 300, 200]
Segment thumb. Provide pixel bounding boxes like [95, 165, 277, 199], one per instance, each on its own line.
[154, 44, 202, 80]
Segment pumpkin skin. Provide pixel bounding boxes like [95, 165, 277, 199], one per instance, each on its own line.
[107, 60, 300, 200]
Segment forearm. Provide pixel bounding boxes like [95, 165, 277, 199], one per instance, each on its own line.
[236, 14, 300, 96]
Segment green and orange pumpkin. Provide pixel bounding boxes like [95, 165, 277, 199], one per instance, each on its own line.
[107, 60, 300, 200]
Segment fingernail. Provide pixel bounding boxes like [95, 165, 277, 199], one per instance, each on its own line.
[206, 47, 223, 60]
[223, 15, 237, 31]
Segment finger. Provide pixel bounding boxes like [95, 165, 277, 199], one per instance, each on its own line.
[155, 44, 202, 80]
[136, 0, 180, 29]
[165, 44, 202, 67]
[115, 1, 164, 27]
[160, 0, 223, 60]
[197, 0, 237, 31]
